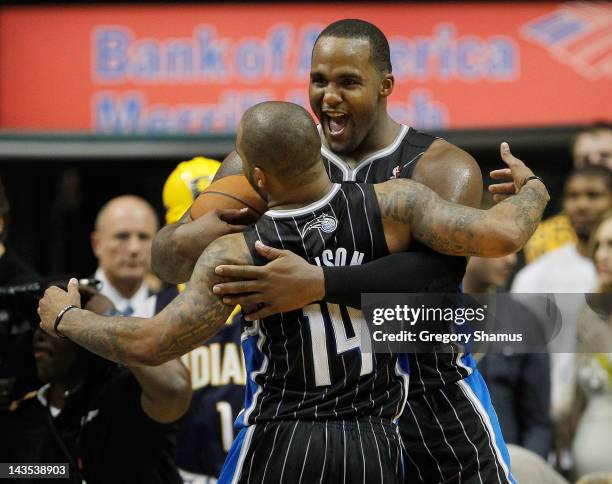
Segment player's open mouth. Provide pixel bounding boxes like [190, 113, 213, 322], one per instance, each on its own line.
[326, 113, 348, 137]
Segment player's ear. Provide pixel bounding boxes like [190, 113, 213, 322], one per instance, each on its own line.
[380, 73, 394, 98]
[253, 166, 266, 190]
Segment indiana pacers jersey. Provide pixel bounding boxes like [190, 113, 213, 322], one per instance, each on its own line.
[236, 182, 409, 426]
[321, 124, 473, 397]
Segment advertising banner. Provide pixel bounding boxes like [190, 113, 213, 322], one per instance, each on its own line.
[1, 2, 610, 133]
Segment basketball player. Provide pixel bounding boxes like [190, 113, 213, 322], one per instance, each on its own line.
[163, 157, 247, 482]
[39, 102, 548, 483]
[154, 20, 528, 482]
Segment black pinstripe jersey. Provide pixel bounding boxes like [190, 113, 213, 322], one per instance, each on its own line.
[321, 124, 474, 397]
[238, 183, 409, 425]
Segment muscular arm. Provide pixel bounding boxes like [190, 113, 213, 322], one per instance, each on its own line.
[411, 139, 483, 207]
[151, 151, 245, 284]
[50, 234, 252, 367]
[212, 141, 483, 314]
[375, 176, 549, 257]
[131, 360, 192, 423]
[321, 140, 481, 305]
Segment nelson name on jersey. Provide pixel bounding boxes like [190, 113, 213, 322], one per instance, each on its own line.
[239, 182, 409, 425]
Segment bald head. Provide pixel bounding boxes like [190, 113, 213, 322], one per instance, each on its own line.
[92, 196, 159, 296]
[237, 101, 321, 179]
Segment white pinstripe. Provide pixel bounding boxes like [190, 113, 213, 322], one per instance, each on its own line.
[246, 225, 275, 423]
[318, 421, 328, 484]
[379, 419, 393, 462]
[260, 424, 281, 483]
[270, 219, 291, 420]
[356, 419, 366, 484]
[292, 217, 310, 417]
[354, 184, 375, 269]
[342, 420, 347, 484]
[439, 388, 484, 484]
[338, 188, 357, 251]
[369, 417, 384, 484]
[407, 401, 445, 482]
[298, 426, 313, 484]
[402, 440, 425, 483]
[457, 380, 513, 484]
[422, 395, 464, 480]
[279, 421, 300, 483]
[230, 425, 256, 484]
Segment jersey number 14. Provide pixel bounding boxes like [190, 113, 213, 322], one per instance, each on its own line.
[304, 302, 373, 387]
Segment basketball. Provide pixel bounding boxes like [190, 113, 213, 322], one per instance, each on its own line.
[190, 175, 267, 224]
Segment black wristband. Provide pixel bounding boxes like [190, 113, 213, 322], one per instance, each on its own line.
[525, 175, 544, 186]
[54, 304, 78, 338]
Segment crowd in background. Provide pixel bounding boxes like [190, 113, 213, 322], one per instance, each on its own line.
[0, 123, 611, 483]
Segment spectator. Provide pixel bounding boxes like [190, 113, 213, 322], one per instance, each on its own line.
[3, 285, 191, 483]
[161, 157, 247, 483]
[91, 195, 160, 316]
[573, 123, 612, 170]
[525, 123, 612, 263]
[0, 176, 40, 407]
[513, 166, 611, 295]
[512, 166, 612, 472]
[0, 177, 38, 285]
[571, 210, 612, 479]
[465, 251, 552, 458]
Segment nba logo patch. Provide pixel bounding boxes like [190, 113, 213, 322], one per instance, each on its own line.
[390, 165, 401, 179]
[301, 214, 338, 237]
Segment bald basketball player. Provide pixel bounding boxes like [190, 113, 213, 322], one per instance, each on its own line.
[39, 101, 548, 483]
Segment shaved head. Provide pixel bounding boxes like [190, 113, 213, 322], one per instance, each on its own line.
[238, 101, 321, 179]
[95, 195, 157, 232]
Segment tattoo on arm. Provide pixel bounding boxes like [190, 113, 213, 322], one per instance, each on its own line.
[155, 234, 252, 362]
[376, 179, 548, 257]
[61, 235, 252, 366]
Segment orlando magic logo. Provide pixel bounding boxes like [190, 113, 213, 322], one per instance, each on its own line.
[301, 214, 338, 237]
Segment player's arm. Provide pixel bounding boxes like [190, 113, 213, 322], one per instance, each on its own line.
[38, 234, 252, 367]
[130, 361, 192, 424]
[211, 141, 484, 315]
[82, 291, 192, 423]
[411, 138, 483, 207]
[375, 143, 550, 257]
[151, 151, 245, 284]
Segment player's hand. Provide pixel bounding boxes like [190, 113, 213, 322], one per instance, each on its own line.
[213, 240, 325, 320]
[37, 278, 81, 336]
[489, 142, 543, 202]
[174, 208, 249, 261]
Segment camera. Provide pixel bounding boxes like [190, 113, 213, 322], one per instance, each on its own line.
[0, 278, 101, 410]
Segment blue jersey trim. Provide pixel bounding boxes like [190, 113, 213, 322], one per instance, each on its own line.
[462, 370, 516, 484]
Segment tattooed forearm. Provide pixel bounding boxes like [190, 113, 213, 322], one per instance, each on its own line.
[58, 234, 252, 366]
[376, 178, 548, 257]
[154, 234, 252, 362]
[58, 310, 153, 365]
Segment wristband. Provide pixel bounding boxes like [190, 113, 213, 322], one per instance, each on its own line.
[525, 175, 544, 186]
[54, 304, 78, 338]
